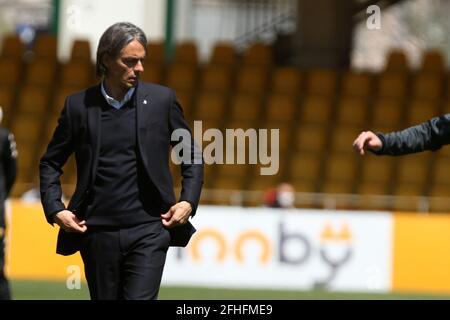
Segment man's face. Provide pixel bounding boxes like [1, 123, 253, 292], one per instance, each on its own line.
[104, 39, 146, 89]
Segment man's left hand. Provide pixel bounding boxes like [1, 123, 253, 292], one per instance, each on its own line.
[161, 201, 192, 228]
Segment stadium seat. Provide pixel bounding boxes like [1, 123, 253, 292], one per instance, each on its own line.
[242, 43, 273, 67]
[60, 61, 95, 88]
[377, 72, 408, 99]
[384, 50, 409, 72]
[195, 92, 227, 121]
[300, 95, 333, 124]
[271, 67, 302, 95]
[229, 93, 263, 121]
[322, 153, 357, 189]
[412, 73, 444, 100]
[0, 57, 22, 87]
[1, 34, 24, 59]
[336, 96, 368, 127]
[16, 86, 50, 114]
[406, 100, 439, 126]
[24, 59, 57, 86]
[266, 94, 297, 122]
[420, 50, 445, 74]
[341, 71, 372, 97]
[307, 69, 338, 96]
[0, 86, 15, 122]
[146, 40, 165, 64]
[200, 64, 233, 93]
[33, 33, 58, 61]
[166, 64, 198, 92]
[174, 41, 198, 65]
[330, 126, 362, 153]
[70, 39, 92, 62]
[209, 42, 237, 66]
[140, 62, 164, 84]
[290, 152, 322, 182]
[370, 97, 404, 131]
[295, 124, 327, 152]
[235, 66, 269, 94]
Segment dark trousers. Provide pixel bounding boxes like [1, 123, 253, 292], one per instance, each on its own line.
[0, 230, 11, 300]
[80, 221, 170, 300]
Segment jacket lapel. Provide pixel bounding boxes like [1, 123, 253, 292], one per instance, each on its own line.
[136, 82, 151, 169]
[87, 86, 102, 185]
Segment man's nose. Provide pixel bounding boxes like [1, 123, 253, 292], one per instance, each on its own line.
[135, 60, 144, 73]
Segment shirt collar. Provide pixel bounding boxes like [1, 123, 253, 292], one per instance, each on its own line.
[101, 82, 136, 109]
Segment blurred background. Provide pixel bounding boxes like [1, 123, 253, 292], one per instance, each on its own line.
[2, 0, 450, 299]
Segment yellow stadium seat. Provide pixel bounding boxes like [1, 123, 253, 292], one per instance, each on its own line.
[60, 61, 95, 88]
[412, 73, 443, 100]
[330, 126, 362, 153]
[146, 40, 165, 64]
[33, 33, 57, 61]
[384, 50, 409, 72]
[406, 100, 439, 126]
[0, 57, 22, 87]
[16, 86, 50, 114]
[166, 64, 197, 92]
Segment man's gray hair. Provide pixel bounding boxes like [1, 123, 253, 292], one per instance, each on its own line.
[96, 22, 147, 77]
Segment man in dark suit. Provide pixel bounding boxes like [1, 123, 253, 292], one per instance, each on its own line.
[0, 106, 17, 300]
[39, 22, 203, 300]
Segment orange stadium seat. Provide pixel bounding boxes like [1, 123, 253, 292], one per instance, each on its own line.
[412, 73, 444, 100]
[341, 71, 372, 97]
[295, 124, 327, 153]
[271, 67, 302, 95]
[1, 34, 24, 59]
[307, 69, 338, 96]
[70, 39, 92, 62]
[166, 64, 197, 92]
[195, 92, 227, 121]
[336, 96, 368, 127]
[384, 50, 409, 72]
[209, 42, 237, 66]
[420, 50, 445, 74]
[24, 59, 57, 86]
[60, 61, 95, 88]
[229, 93, 263, 121]
[406, 100, 439, 126]
[242, 43, 272, 67]
[0, 57, 22, 87]
[377, 72, 408, 99]
[146, 40, 165, 64]
[16, 86, 50, 114]
[174, 41, 198, 65]
[300, 95, 333, 124]
[266, 94, 297, 122]
[200, 64, 233, 93]
[33, 33, 57, 61]
[235, 66, 269, 94]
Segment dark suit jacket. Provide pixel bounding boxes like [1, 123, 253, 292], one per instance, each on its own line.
[39, 81, 204, 255]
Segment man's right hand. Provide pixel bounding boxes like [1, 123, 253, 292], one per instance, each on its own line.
[353, 131, 383, 156]
[54, 210, 87, 233]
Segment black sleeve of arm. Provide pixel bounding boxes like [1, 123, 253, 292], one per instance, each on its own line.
[2, 131, 17, 197]
[373, 114, 450, 156]
[39, 97, 75, 224]
[169, 90, 204, 217]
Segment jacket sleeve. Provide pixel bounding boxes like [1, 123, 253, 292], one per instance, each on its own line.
[168, 90, 204, 217]
[374, 114, 450, 156]
[39, 97, 75, 224]
[2, 131, 17, 197]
